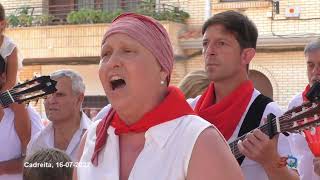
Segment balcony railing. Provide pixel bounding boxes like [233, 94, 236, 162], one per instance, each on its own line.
[5, 1, 189, 27]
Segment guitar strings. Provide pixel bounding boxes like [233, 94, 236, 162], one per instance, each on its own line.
[232, 115, 319, 158]
[0, 84, 40, 105]
[229, 105, 318, 158]
[231, 121, 276, 158]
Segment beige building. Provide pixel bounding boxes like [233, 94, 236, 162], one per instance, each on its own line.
[1, 0, 320, 115]
[160, 0, 320, 109]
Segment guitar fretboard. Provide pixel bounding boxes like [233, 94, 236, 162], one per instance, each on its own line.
[229, 120, 277, 159]
[0, 91, 15, 107]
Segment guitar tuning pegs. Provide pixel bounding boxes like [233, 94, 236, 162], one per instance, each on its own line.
[282, 132, 290, 136]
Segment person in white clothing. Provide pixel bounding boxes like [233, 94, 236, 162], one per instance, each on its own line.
[288, 38, 320, 180]
[0, 50, 43, 180]
[189, 10, 299, 180]
[0, 4, 36, 166]
[27, 70, 91, 162]
[92, 104, 110, 121]
[74, 13, 243, 180]
[0, 3, 23, 91]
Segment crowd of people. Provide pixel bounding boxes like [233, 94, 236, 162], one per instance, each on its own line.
[1, 2, 320, 180]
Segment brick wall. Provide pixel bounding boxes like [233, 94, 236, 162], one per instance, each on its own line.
[210, 0, 320, 36]
[19, 65, 41, 81]
[5, 22, 185, 59]
[170, 49, 205, 85]
[252, 50, 308, 110]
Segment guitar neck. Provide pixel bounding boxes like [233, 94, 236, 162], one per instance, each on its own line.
[0, 76, 56, 108]
[229, 120, 277, 159]
[0, 90, 15, 108]
[229, 102, 320, 159]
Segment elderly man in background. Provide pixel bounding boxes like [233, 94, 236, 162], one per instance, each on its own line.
[27, 69, 91, 161]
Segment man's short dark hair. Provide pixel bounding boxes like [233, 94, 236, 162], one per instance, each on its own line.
[0, 55, 5, 74]
[202, 10, 258, 50]
[23, 148, 73, 180]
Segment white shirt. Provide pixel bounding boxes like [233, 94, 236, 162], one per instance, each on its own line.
[26, 112, 92, 161]
[0, 36, 23, 69]
[288, 93, 320, 180]
[93, 104, 111, 121]
[288, 93, 303, 111]
[0, 106, 43, 180]
[188, 89, 296, 180]
[78, 114, 215, 180]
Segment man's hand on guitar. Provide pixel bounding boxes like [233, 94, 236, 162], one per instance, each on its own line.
[237, 129, 280, 167]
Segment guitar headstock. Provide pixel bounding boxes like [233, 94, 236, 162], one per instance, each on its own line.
[0, 76, 57, 107]
[278, 81, 320, 134]
[280, 102, 320, 133]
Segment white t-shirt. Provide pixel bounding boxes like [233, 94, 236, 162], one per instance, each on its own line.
[288, 93, 320, 180]
[0, 36, 23, 69]
[26, 112, 92, 162]
[288, 93, 303, 111]
[78, 112, 215, 180]
[188, 89, 296, 180]
[0, 105, 43, 180]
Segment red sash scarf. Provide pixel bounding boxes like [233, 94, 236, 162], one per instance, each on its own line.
[301, 84, 320, 156]
[194, 80, 254, 140]
[91, 86, 195, 166]
[302, 84, 311, 102]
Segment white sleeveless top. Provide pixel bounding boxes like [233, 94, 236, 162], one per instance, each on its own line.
[0, 106, 43, 180]
[0, 36, 23, 69]
[78, 114, 213, 180]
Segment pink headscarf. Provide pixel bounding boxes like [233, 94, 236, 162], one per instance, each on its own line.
[102, 13, 174, 85]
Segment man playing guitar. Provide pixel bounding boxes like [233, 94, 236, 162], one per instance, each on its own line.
[188, 11, 299, 180]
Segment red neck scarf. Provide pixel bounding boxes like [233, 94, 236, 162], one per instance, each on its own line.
[301, 84, 320, 156]
[91, 86, 195, 166]
[194, 80, 254, 140]
[302, 84, 311, 102]
[304, 126, 320, 157]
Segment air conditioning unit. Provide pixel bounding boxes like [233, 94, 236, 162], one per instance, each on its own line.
[285, 6, 300, 18]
